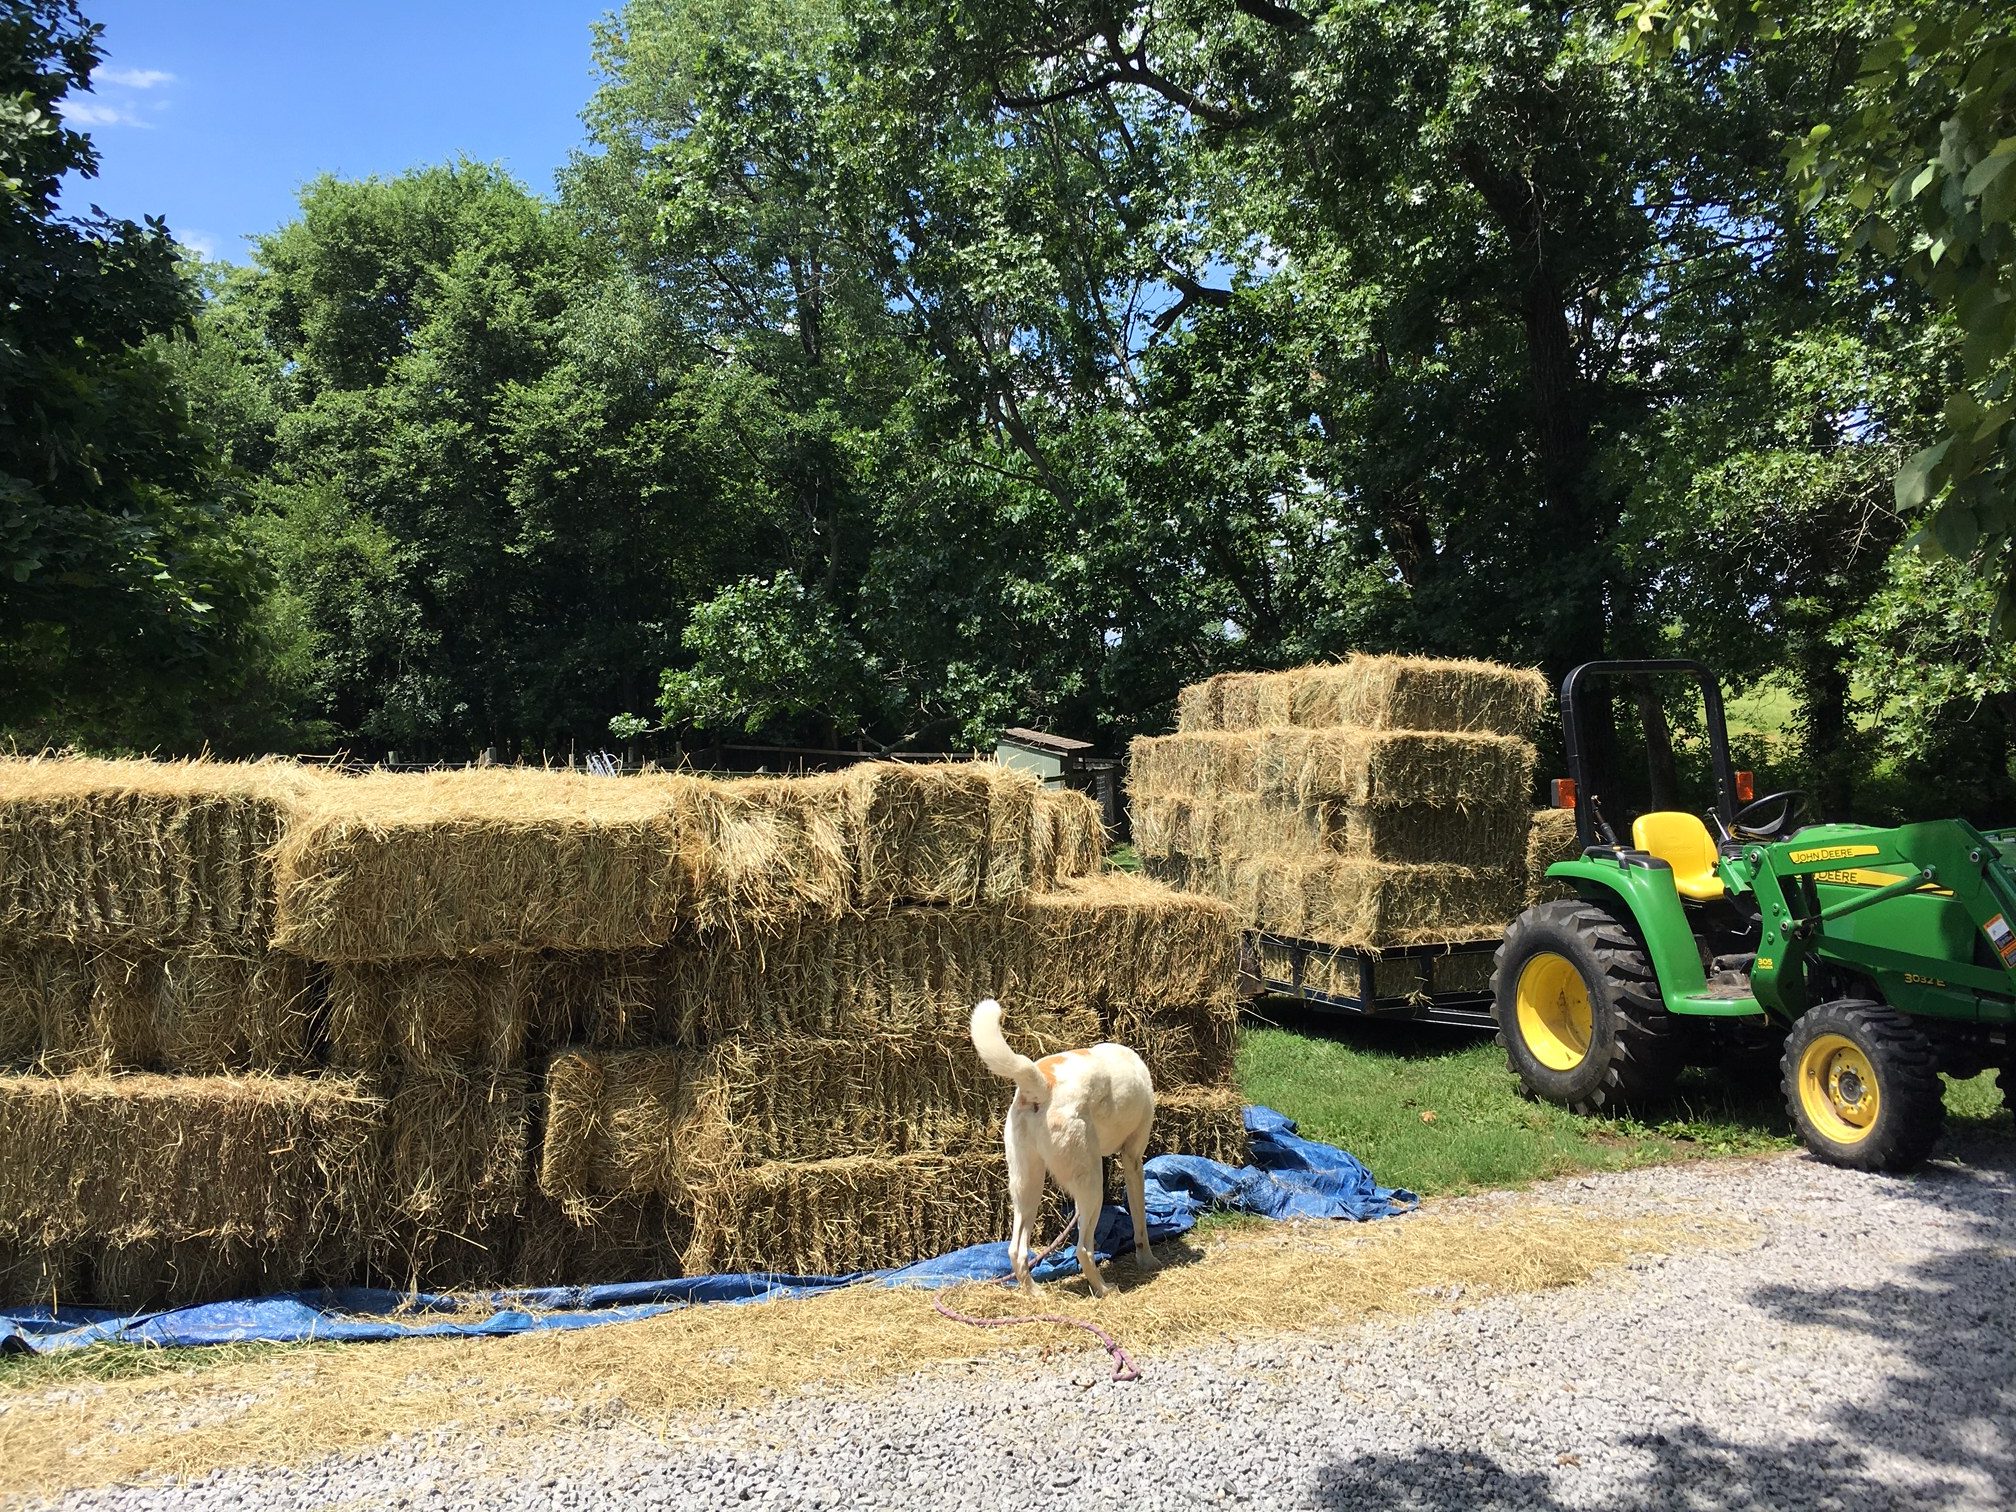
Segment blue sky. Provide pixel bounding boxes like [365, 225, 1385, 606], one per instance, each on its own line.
[60, 1, 615, 262]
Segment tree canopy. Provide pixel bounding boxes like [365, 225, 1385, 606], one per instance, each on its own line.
[9, 0, 2015, 822]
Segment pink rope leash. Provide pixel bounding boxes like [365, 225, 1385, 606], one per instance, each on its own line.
[929, 1223, 1142, 1383]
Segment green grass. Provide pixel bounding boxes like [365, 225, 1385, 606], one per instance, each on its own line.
[1107, 842, 1141, 873]
[0, 1338, 344, 1392]
[1237, 1011, 2012, 1197]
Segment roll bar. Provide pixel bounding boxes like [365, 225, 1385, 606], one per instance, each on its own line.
[1559, 659, 1739, 852]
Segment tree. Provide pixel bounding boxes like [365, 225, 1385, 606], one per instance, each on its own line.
[1623, 1, 2016, 622]
[0, 0, 268, 749]
[200, 162, 768, 758]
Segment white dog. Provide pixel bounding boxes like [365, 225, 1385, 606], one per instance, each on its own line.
[968, 998, 1158, 1297]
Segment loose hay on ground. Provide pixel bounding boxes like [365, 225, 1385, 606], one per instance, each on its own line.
[0, 1204, 1739, 1500]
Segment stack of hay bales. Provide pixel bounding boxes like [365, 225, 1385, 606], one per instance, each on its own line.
[1130, 656, 1548, 1000]
[1525, 807, 1584, 908]
[0, 756, 1242, 1306]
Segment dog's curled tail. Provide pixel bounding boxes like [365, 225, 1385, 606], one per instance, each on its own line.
[970, 998, 1047, 1103]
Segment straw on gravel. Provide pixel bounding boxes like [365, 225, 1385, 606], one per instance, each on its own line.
[0, 1072, 381, 1247]
[0, 757, 321, 945]
[0, 1202, 1723, 1498]
[1176, 656, 1549, 737]
[1526, 806, 1583, 907]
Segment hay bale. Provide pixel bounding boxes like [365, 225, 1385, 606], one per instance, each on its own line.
[1030, 785, 1106, 887]
[1527, 806, 1583, 906]
[1, 945, 312, 1075]
[1288, 655, 1549, 736]
[513, 1194, 690, 1287]
[271, 769, 693, 962]
[327, 958, 534, 1073]
[1138, 793, 1528, 869]
[829, 762, 1046, 910]
[0, 943, 92, 1068]
[0, 1236, 83, 1306]
[153, 949, 315, 1074]
[1215, 854, 1522, 948]
[1173, 657, 1548, 736]
[540, 1009, 1101, 1208]
[88, 1237, 301, 1311]
[0, 757, 320, 946]
[1175, 677, 1224, 733]
[1022, 874, 1237, 1011]
[675, 774, 853, 933]
[538, 1047, 689, 1210]
[1147, 1086, 1249, 1165]
[1259, 728, 1535, 809]
[682, 1153, 1008, 1276]
[379, 1071, 530, 1231]
[1106, 994, 1241, 1088]
[1127, 732, 1261, 801]
[0, 1072, 381, 1246]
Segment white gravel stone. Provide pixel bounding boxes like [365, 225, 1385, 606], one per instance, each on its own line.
[21, 1134, 2016, 1511]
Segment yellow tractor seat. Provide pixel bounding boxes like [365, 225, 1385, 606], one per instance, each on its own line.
[1631, 811, 1726, 901]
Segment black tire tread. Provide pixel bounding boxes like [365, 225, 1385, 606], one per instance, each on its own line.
[1492, 897, 1684, 1115]
[1779, 999, 1945, 1173]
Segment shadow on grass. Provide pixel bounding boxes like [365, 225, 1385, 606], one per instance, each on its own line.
[1308, 1134, 2016, 1510]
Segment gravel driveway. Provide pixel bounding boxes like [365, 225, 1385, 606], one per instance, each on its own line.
[23, 1134, 2016, 1512]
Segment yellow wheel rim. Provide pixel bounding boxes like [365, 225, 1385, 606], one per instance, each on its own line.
[1515, 952, 1594, 1072]
[1797, 1033, 1881, 1145]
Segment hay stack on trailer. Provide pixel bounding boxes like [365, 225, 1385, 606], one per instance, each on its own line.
[0, 755, 1241, 1302]
[1132, 655, 1546, 994]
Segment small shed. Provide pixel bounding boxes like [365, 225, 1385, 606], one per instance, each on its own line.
[993, 728, 1123, 832]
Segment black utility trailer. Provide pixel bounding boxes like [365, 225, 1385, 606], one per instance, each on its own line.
[1240, 932, 1500, 1030]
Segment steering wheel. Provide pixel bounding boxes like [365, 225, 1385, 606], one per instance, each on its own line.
[1730, 789, 1809, 842]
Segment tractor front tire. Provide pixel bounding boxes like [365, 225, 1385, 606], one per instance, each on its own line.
[1781, 1001, 1944, 1173]
[1492, 898, 1682, 1115]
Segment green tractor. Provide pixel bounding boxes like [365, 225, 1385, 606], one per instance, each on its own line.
[1494, 659, 2014, 1171]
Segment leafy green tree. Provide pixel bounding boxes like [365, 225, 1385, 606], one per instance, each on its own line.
[201, 162, 766, 757]
[1624, 1, 2016, 620]
[0, 0, 270, 749]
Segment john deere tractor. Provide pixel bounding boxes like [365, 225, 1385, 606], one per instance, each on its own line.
[1494, 659, 2015, 1171]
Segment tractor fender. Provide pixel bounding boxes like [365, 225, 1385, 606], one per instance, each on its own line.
[1544, 856, 1710, 1008]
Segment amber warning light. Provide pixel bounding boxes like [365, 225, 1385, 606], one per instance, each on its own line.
[1735, 770, 1755, 803]
[1551, 777, 1577, 810]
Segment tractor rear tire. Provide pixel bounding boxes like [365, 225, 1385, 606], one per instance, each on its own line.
[1492, 898, 1683, 1115]
[1781, 1001, 1944, 1172]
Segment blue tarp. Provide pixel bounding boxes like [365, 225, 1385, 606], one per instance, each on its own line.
[0, 1106, 1413, 1355]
